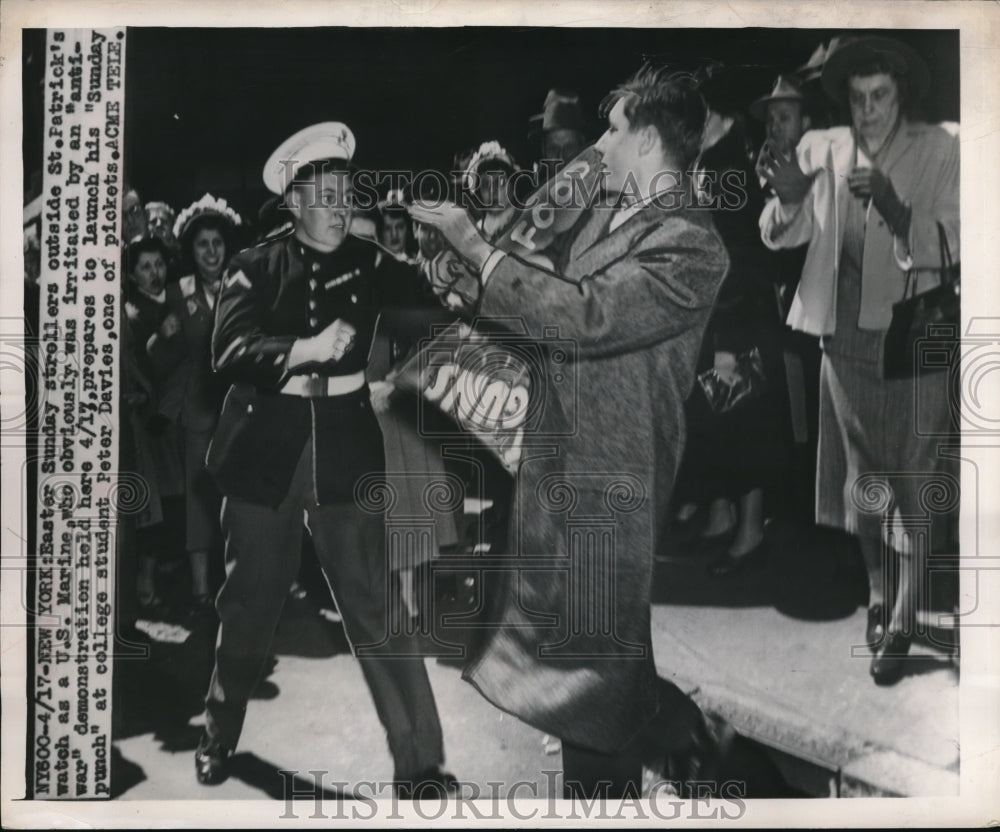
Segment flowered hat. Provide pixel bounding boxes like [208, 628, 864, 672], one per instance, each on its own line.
[173, 193, 243, 259]
[462, 141, 518, 191]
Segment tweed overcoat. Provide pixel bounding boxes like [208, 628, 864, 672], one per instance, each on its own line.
[463, 199, 729, 753]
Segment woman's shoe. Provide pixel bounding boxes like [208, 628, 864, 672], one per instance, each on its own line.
[870, 632, 912, 686]
[708, 540, 767, 576]
[865, 604, 886, 653]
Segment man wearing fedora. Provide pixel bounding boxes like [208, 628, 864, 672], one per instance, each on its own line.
[195, 122, 454, 796]
[750, 74, 821, 521]
[751, 76, 812, 177]
[411, 68, 731, 797]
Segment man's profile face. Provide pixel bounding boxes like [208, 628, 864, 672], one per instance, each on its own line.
[594, 98, 644, 194]
[542, 128, 585, 169]
[765, 100, 808, 157]
[288, 168, 354, 252]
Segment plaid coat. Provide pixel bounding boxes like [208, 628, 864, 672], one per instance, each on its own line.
[463, 198, 729, 752]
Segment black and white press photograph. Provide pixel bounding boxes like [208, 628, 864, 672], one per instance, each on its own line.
[1, 0, 998, 827]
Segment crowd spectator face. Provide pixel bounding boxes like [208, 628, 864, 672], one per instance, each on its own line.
[192, 227, 227, 281]
[542, 128, 586, 168]
[147, 204, 177, 247]
[595, 98, 646, 194]
[288, 168, 354, 252]
[476, 167, 511, 214]
[848, 72, 901, 150]
[123, 189, 148, 243]
[766, 99, 809, 158]
[131, 249, 168, 296]
[413, 221, 443, 260]
[380, 212, 410, 255]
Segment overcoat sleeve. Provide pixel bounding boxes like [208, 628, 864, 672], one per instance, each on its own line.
[759, 132, 826, 251]
[478, 217, 728, 360]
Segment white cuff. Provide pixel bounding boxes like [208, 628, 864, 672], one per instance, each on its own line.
[480, 248, 506, 285]
[892, 233, 914, 272]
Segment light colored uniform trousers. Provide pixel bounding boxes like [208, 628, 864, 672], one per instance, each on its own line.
[204, 437, 445, 780]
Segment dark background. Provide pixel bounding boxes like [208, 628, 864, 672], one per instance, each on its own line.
[23, 27, 959, 231]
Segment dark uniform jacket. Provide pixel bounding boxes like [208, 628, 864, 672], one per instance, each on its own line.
[206, 230, 425, 508]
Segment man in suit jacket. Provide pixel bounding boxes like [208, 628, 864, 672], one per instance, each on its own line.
[411, 68, 730, 797]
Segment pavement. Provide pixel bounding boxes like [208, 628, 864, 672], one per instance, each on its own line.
[110, 510, 959, 801]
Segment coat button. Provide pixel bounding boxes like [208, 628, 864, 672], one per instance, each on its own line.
[309, 299, 317, 310]
[247, 404, 254, 414]
[350, 294, 358, 304]
[312, 262, 320, 272]
[309, 317, 319, 328]
[309, 279, 318, 290]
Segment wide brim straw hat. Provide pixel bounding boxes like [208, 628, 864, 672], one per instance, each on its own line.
[820, 36, 930, 103]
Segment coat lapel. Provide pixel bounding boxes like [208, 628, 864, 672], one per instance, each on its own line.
[876, 119, 918, 180]
[568, 204, 659, 279]
[569, 206, 616, 261]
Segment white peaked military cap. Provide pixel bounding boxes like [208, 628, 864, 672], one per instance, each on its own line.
[262, 121, 356, 195]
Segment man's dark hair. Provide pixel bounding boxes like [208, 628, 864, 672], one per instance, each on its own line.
[599, 66, 707, 169]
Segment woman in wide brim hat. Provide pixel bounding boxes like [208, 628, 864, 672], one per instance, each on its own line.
[759, 34, 959, 686]
[161, 194, 244, 611]
[820, 35, 930, 114]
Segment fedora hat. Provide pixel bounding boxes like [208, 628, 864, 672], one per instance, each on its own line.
[529, 89, 586, 136]
[820, 36, 930, 103]
[749, 75, 806, 120]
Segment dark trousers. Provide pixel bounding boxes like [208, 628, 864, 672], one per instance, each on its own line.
[204, 439, 445, 780]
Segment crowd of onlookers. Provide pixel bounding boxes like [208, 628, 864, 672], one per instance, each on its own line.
[109, 33, 958, 686]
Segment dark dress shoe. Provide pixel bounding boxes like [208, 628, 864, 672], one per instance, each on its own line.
[865, 604, 886, 653]
[708, 540, 767, 576]
[394, 767, 458, 800]
[195, 734, 233, 785]
[870, 632, 912, 686]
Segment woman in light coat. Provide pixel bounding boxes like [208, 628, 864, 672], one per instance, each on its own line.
[758, 37, 959, 685]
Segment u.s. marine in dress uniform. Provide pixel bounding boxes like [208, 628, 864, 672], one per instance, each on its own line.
[194, 122, 454, 798]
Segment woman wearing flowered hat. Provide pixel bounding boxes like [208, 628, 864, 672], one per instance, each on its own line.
[151, 193, 244, 612]
[463, 140, 520, 243]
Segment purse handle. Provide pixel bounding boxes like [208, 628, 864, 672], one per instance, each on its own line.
[902, 221, 958, 300]
[937, 221, 957, 283]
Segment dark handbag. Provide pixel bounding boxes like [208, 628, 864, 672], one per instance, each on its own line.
[697, 346, 768, 414]
[883, 222, 960, 380]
